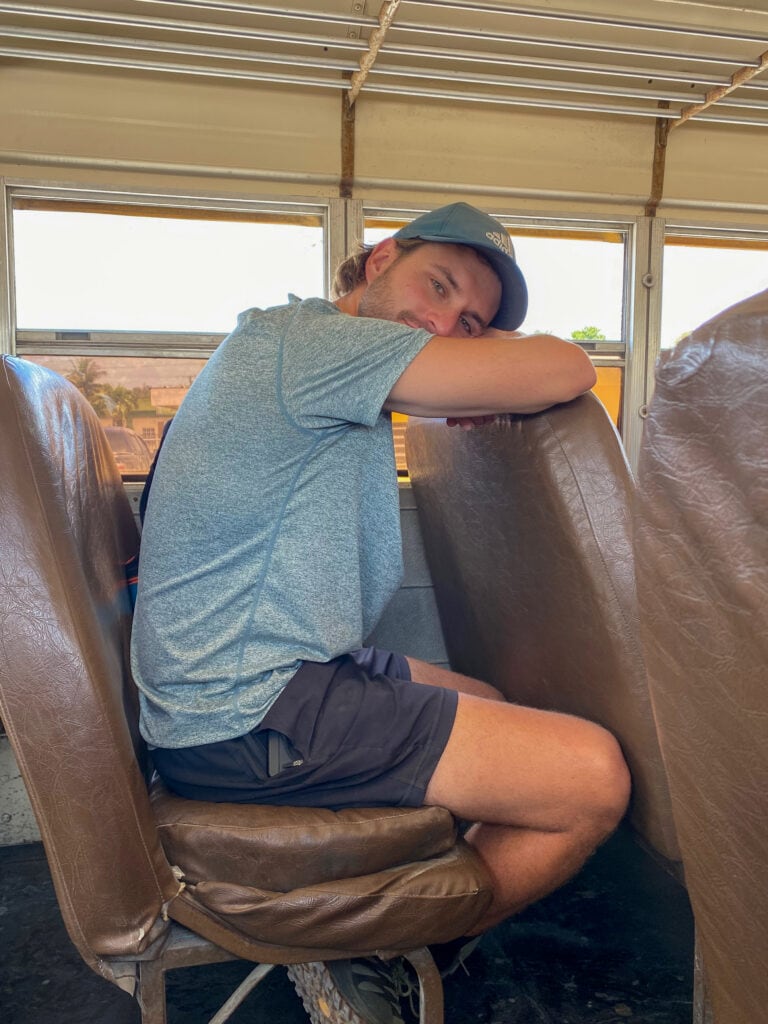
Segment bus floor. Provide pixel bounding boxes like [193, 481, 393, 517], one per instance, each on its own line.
[0, 822, 693, 1024]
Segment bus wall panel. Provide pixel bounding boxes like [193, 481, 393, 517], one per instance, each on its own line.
[0, 66, 340, 188]
[2, 65, 768, 225]
[353, 95, 654, 210]
[662, 123, 768, 217]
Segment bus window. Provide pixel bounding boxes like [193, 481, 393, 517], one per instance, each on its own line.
[12, 201, 326, 472]
[661, 235, 768, 350]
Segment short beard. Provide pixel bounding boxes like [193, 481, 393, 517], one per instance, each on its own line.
[357, 261, 418, 327]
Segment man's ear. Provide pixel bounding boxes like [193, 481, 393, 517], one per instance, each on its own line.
[365, 237, 399, 283]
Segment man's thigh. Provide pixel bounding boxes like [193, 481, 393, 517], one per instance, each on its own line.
[424, 692, 629, 832]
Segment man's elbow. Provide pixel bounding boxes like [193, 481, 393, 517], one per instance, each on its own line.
[576, 354, 598, 396]
[541, 335, 598, 401]
[564, 344, 598, 398]
[527, 355, 597, 413]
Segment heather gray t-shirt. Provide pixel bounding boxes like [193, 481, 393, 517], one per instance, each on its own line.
[131, 297, 432, 748]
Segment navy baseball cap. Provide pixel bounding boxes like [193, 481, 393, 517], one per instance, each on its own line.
[394, 202, 528, 330]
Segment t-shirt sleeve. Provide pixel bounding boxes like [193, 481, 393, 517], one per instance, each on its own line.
[279, 299, 433, 429]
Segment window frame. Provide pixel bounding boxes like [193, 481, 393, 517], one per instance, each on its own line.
[3, 182, 336, 362]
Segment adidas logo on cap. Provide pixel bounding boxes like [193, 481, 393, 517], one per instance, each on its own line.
[486, 231, 513, 258]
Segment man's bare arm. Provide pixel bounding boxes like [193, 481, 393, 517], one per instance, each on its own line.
[383, 330, 597, 418]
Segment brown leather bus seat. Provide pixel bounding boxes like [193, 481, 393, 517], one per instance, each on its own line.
[0, 355, 492, 1023]
[634, 289, 768, 1024]
[407, 392, 679, 865]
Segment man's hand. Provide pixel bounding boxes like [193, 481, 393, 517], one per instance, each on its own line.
[446, 415, 496, 430]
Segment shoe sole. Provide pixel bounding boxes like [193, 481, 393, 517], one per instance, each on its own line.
[287, 962, 371, 1024]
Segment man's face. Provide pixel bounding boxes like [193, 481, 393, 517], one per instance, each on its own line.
[357, 241, 502, 338]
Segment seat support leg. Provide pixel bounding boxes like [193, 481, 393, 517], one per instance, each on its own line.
[401, 948, 444, 1024]
[137, 959, 168, 1024]
[207, 963, 275, 1024]
[136, 957, 275, 1024]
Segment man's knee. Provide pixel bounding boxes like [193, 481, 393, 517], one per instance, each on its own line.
[579, 726, 631, 837]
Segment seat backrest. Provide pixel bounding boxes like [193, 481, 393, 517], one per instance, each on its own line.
[0, 356, 180, 979]
[406, 393, 679, 863]
[634, 289, 768, 1023]
[0, 355, 494, 974]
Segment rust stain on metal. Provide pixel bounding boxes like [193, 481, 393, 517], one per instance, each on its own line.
[348, 0, 403, 106]
[670, 49, 768, 129]
[646, 102, 671, 217]
[340, 73, 356, 197]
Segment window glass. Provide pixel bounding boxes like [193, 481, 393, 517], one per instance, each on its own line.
[13, 206, 325, 333]
[660, 238, 768, 349]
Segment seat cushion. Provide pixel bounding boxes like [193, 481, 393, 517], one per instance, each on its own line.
[151, 778, 458, 891]
[176, 843, 491, 954]
[152, 778, 492, 954]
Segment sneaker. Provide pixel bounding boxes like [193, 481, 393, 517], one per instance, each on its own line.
[288, 957, 419, 1024]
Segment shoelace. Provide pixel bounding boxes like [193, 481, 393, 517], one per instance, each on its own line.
[389, 960, 421, 1020]
[349, 960, 408, 1024]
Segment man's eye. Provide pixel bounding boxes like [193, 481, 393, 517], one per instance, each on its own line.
[460, 316, 473, 335]
[431, 278, 446, 296]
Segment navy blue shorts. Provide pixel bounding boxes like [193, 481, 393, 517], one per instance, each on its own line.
[151, 648, 458, 810]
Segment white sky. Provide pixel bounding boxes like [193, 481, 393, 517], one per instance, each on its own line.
[13, 212, 325, 335]
[13, 210, 768, 350]
[660, 245, 768, 347]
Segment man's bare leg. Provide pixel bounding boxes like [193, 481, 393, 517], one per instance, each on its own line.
[406, 658, 631, 933]
[405, 656, 504, 700]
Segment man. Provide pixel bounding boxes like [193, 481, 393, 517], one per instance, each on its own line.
[132, 203, 630, 1023]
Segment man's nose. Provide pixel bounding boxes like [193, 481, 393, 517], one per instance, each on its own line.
[425, 307, 461, 336]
